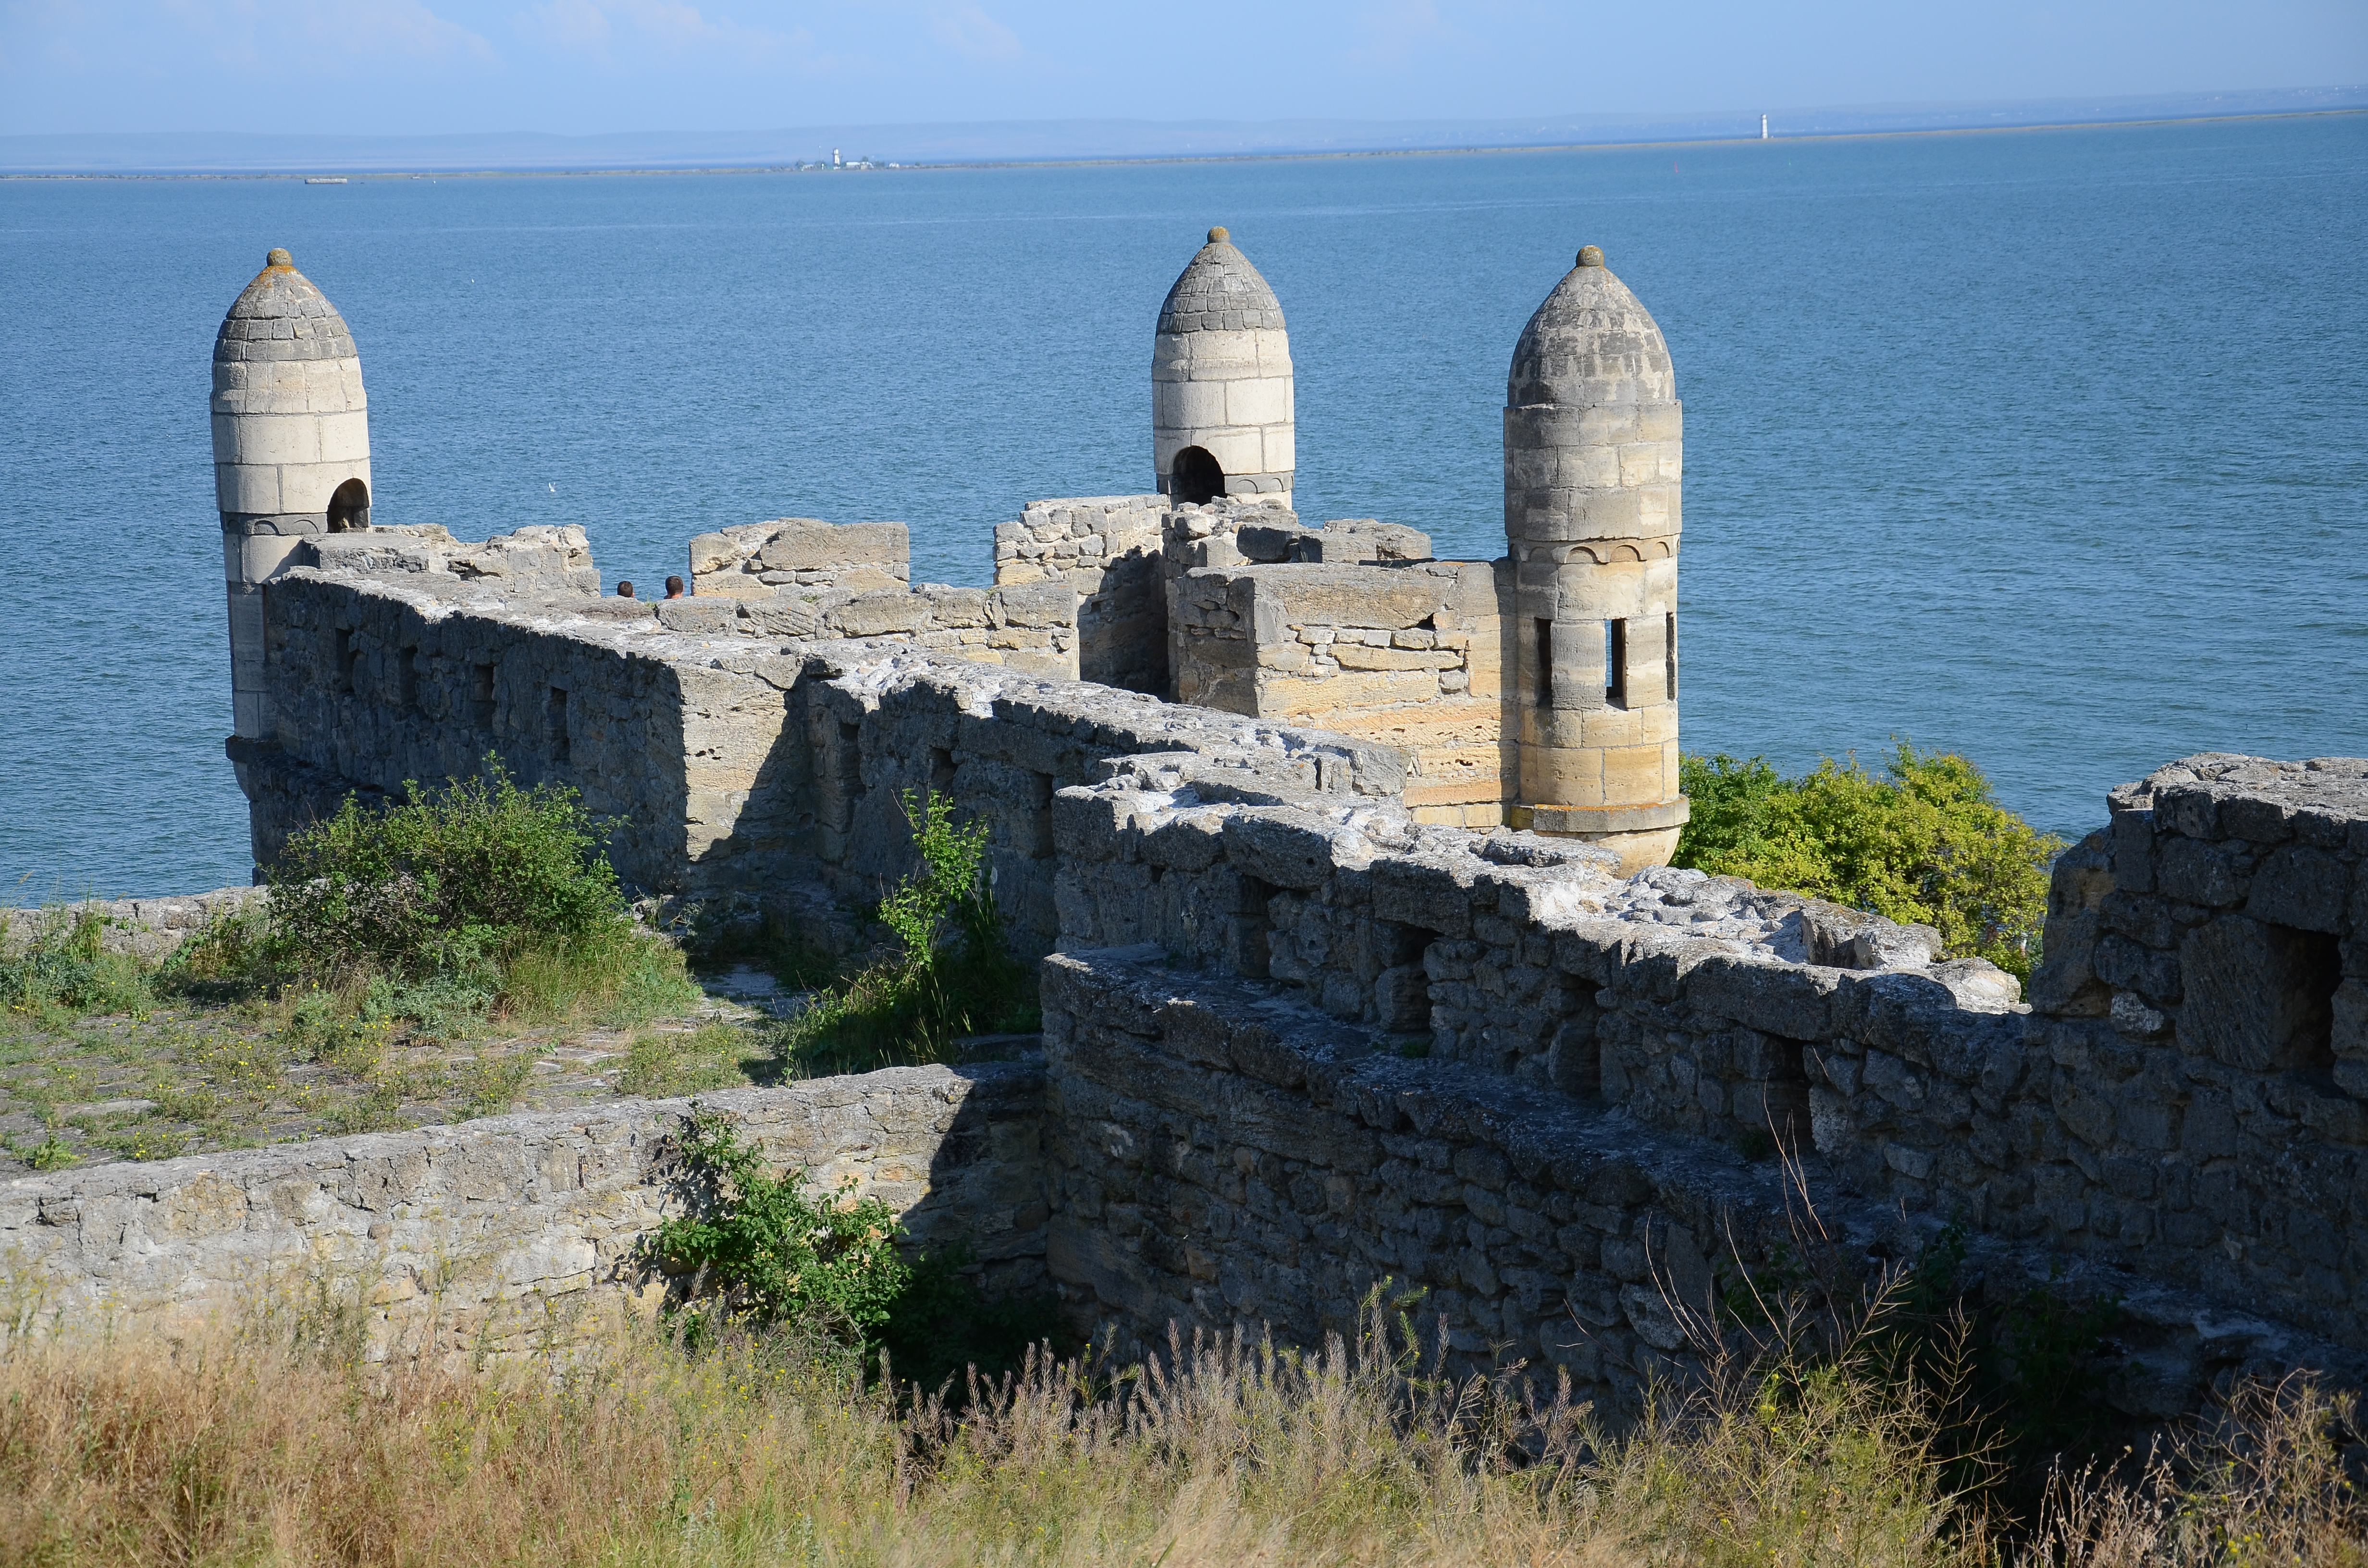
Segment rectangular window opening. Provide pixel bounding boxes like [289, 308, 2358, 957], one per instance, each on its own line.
[548, 687, 570, 765]
[2282, 927, 2341, 1077]
[470, 664, 496, 732]
[1232, 874, 1277, 980]
[1376, 921, 1435, 1037]
[333, 628, 358, 696]
[928, 747, 958, 796]
[1533, 619, 1554, 709]
[398, 647, 420, 711]
[1606, 618, 1628, 709]
[1665, 612, 1678, 702]
[1026, 771, 1056, 858]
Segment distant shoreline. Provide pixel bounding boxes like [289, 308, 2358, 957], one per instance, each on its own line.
[2, 104, 2360, 182]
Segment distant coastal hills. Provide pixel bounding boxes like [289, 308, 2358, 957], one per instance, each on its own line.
[5, 85, 2363, 175]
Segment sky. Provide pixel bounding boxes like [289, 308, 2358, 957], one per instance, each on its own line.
[1, 0, 2364, 139]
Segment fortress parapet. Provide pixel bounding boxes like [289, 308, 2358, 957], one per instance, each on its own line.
[37, 238, 2364, 1421]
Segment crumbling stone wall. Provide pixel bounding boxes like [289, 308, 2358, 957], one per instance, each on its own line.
[1, 887, 262, 961]
[240, 539, 1403, 936]
[2021, 753, 2368, 1350]
[994, 497, 1170, 693]
[0, 1064, 1047, 1367]
[690, 517, 913, 598]
[1048, 752, 2368, 1360]
[1036, 945, 2361, 1419]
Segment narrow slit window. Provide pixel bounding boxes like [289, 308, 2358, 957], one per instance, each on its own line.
[333, 628, 358, 695]
[548, 687, 570, 764]
[1606, 619, 1628, 708]
[471, 664, 496, 731]
[1665, 612, 1678, 701]
[398, 647, 420, 711]
[1534, 619, 1554, 709]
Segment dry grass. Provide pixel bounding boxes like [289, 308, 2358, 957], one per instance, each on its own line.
[3, 1292, 2360, 1568]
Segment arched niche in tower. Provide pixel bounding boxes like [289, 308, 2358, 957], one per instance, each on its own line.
[1171, 446, 1224, 505]
[326, 478, 371, 533]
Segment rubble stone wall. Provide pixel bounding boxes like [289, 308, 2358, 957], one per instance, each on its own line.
[1048, 753, 2368, 1356]
[688, 518, 913, 598]
[242, 549, 1405, 939]
[993, 496, 1171, 693]
[1036, 945, 2362, 1420]
[0, 1064, 1048, 1366]
[2021, 754, 2368, 1349]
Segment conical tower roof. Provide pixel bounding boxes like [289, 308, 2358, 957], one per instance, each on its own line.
[1157, 227, 1286, 335]
[213, 248, 359, 367]
[1507, 246, 1673, 408]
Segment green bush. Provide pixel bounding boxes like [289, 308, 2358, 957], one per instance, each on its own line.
[782, 789, 1036, 1077]
[1674, 743, 2063, 982]
[268, 760, 623, 982]
[645, 1109, 1059, 1388]
[259, 757, 702, 1033]
[647, 1111, 913, 1345]
[0, 906, 150, 1020]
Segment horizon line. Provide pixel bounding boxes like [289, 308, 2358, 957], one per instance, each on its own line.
[3, 86, 2361, 179]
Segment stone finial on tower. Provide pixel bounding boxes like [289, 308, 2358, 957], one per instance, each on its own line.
[1504, 245, 1688, 871]
[211, 247, 372, 740]
[1152, 227, 1294, 503]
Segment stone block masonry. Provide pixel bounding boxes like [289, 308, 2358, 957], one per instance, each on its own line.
[1046, 749, 2368, 1366]
[690, 517, 913, 598]
[1, 1063, 1048, 1368]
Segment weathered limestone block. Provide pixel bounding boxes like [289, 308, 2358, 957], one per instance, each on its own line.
[688, 518, 912, 598]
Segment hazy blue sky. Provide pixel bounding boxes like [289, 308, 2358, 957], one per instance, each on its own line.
[2, 0, 2362, 137]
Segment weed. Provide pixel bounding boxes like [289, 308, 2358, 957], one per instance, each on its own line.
[779, 789, 1036, 1077]
[0, 904, 151, 1022]
[267, 759, 624, 982]
[21, 1136, 74, 1171]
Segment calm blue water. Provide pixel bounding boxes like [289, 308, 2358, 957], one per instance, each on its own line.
[3, 116, 2364, 898]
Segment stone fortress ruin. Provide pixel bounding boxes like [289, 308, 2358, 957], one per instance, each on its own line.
[5, 233, 2364, 1429]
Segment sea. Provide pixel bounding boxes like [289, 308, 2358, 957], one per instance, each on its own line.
[1, 113, 2363, 899]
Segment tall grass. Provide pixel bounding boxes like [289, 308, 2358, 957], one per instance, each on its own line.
[2, 1290, 2357, 1568]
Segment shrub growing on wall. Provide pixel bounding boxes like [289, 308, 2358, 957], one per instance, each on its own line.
[1673, 743, 2062, 981]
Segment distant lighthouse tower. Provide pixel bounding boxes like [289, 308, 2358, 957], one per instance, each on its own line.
[1504, 245, 1688, 871]
[1761, 114, 1769, 139]
[210, 247, 372, 741]
[1152, 227, 1295, 502]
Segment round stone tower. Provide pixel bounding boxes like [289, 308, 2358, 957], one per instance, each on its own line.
[212, 247, 372, 740]
[1152, 227, 1294, 502]
[1505, 245, 1688, 871]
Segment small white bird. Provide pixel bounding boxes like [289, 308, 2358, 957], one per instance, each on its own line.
[548, 484, 556, 493]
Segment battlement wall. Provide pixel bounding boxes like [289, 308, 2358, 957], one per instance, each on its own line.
[1049, 752, 2368, 1356]
[1035, 945, 2360, 1419]
[238, 549, 1406, 942]
[1170, 559, 1511, 825]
